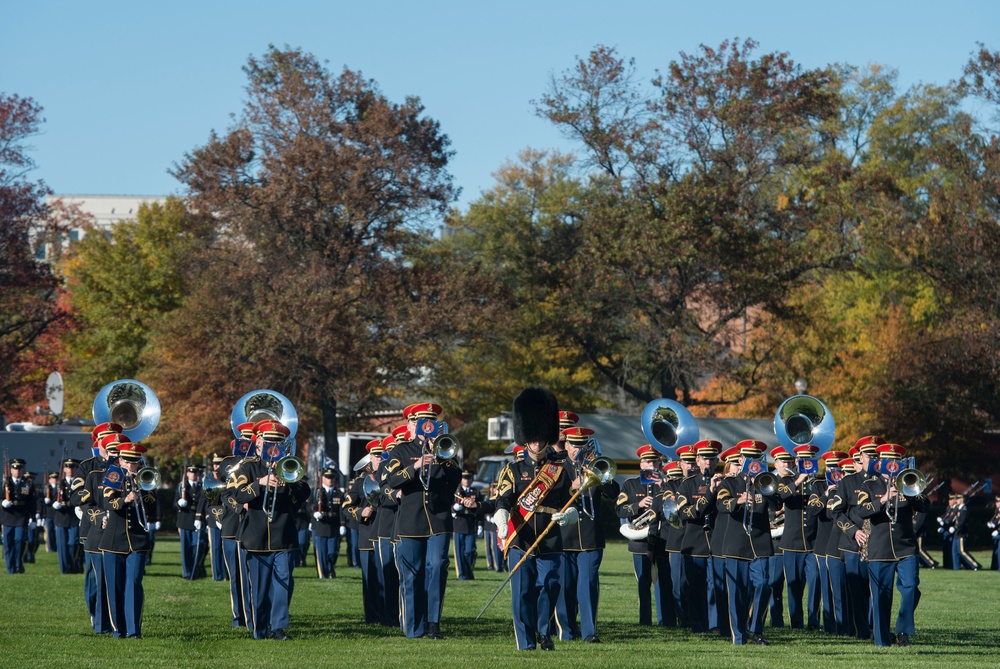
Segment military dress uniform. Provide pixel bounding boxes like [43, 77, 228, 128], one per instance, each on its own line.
[912, 510, 938, 568]
[776, 446, 825, 630]
[207, 458, 228, 581]
[218, 449, 249, 629]
[230, 423, 311, 641]
[615, 446, 669, 627]
[43, 474, 58, 553]
[384, 403, 462, 639]
[675, 441, 722, 634]
[344, 444, 383, 626]
[715, 442, 780, 646]
[814, 451, 848, 634]
[952, 497, 982, 570]
[495, 451, 574, 650]
[828, 438, 883, 640]
[175, 468, 208, 580]
[556, 427, 621, 642]
[311, 471, 344, 579]
[452, 474, 482, 581]
[374, 447, 401, 629]
[657, 460, 688, 627]
[857, 443, 929, 647]
[1, 458, 36, 574]
[100, 443, 155, 639]
[51, 463, 82, 574]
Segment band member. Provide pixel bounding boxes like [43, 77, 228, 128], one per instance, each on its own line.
[376, 434, 401, 627]
[72, 424, 125, 634]
[776, 444, 824, 630]
[988, 496, 1000, 571]
[716, 440, 780, 645]
[493, 387, 578, 651]
[100, 442, 155, 639]
[229, 420, 311, 640]
[952, 492, 982, 570]
[219, 436, 252, 629]
[453, 470, 481, 581]
[43, 471, 59, 554]
[616, 444, 669, 627]
[814, 450, 847, 634]
[176, 464, 207, 580]
[1, 457, 35, 574]
[826, 457, 856, 636]
[557, 426, 620, 643]
[938, 494, 959, 569]
[384, 402, 462, 640]
[828, 437, 884, 640]
[51, 459, 82, 574]
[676, 440, 722, 634]
[312, 467, 344, 579]
[708, 446, 742, 638]
[207, 454, 227, 580]
[344, 446, 382, 624]
[857, 443, 929, 647]
[482, 483, 505, 572]
[659, 457, 688, 627]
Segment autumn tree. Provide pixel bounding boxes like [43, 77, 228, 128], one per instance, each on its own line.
[162, 46, 457, 456]
[0, 93, 64, 415]
[534, 40, 851, 407]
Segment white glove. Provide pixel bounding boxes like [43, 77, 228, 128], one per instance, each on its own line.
[1, 500, 12, 508]
[177, 498, 189, 508]
[494, 509, 510, 539]
[313, 512, 323, 521]
[154, 521, 161, 531]
[948, 526, 955, 534]
[339, 525, 347, 537]
[216, 521, 222, 529]
[194, 520, 203, 531]
[988, 521, 996, 529]
[35, 514, 41, 521]
[452, 503, 463, 513]
[28, 520, 36, 530]
[937, 517, 944, 526]
[992, 529, 998, 539]
[552, 507, 579, 526]
[53, 501, 63, 510]
[45, 497, 51, 504]
[75, 507, 83, 520]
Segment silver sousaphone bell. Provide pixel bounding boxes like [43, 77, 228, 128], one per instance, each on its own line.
[92, 379, 161, 443]
[774, 394, 836, 453]
[230, 389, 299, 440]
[640, 399, 700, 459]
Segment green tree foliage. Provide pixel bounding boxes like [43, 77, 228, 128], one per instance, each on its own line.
[61, 197, 210, 417]
[534, 40, 852, 406]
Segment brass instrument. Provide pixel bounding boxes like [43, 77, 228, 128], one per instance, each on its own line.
[263, 455, 305, 522]
[203, 473, 226, 506]
[886, 467, 927, 525]
[129, 466, 159, 532]
[362, 475, 381, 504]
[419, 431, 459, 490]
[92, 379, 161, 442]
[662, 493, 683, 530]
[774, 394, 836, 453]
[640, 398, 700, 459]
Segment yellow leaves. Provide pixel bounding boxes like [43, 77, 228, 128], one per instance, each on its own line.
[776, 193, 789, 211]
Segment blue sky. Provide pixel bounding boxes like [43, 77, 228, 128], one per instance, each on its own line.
[2, 1, 997, 212]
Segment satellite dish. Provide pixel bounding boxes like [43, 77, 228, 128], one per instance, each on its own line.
[46, 371, 65, 419]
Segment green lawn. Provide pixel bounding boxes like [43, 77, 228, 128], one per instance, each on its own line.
[0, 537, 996, 668]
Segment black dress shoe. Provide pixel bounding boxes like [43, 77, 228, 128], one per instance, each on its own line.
[751, 633, 769, 646]
[896, 633, 911, 647]
[540, 635, 555, 650]
[584, 635, 601, 643]
[271, 629, 291, 641]
[427, 622, 444, 640]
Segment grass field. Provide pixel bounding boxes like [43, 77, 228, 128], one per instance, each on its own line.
[0, 537, 996, 669]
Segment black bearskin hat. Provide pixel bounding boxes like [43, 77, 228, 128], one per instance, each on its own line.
[513, 386, 560, 446]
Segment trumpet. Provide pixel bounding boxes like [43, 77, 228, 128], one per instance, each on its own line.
[419, 433, 459, 490]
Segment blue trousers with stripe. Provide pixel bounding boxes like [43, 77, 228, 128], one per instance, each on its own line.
[103, 551, 146, 638]
[245, 550, 294, 639]
[868, 555, 919, 646]
[508, 549, 561, 650]
[222, 538, 245, 626]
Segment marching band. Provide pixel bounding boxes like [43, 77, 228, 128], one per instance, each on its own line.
[3, 382, 999, 651]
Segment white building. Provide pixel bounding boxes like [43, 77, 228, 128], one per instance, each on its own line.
[38, 193, 167, 259]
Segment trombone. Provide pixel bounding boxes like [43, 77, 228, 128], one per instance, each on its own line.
[419, 432, 459, 490]
[132, 465, 160, 532]
[887, 467, 928, 525]
[262, 453, 305, 522]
